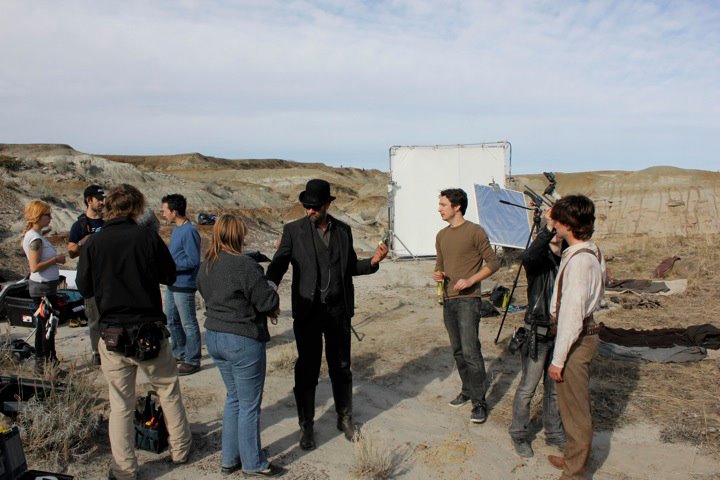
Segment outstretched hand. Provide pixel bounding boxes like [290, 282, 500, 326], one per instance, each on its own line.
[371, 242, 389, 265]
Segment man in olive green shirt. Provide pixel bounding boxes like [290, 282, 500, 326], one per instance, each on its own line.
[433, 188, 500, 424]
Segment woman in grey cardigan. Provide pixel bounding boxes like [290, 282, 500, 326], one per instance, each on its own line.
[197, 214, 285, 477]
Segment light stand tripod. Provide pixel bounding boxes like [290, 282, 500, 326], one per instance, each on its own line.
[493, 195, 544, 344]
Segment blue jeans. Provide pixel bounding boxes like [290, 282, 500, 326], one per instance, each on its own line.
[165, 289, 201, 366]
[206, 330, 269, 473]
[443, 297, 487, 403]
[509, 339, 565, 442]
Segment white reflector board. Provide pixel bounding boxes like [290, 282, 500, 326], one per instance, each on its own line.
[474, 185, 531, 249]
[389, 142, 509, 257]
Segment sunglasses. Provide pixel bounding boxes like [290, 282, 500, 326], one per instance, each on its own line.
[303, 203, 323, 211]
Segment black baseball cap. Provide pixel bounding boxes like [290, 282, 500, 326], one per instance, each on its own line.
[83, 185, 105, 200]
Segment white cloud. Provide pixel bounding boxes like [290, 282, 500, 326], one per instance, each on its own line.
[0, 0, 718, 172]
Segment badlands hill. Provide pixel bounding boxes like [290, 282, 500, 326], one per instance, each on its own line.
[0, 144, 388, 279]
[1, 143, 718, 278]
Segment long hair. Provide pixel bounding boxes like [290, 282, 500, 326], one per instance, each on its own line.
[104, 184, 145, 220]
[205, 214, 246, 272]
[24, 200, 51, 233]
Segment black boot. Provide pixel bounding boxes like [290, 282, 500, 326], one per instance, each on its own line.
[332, 382, 355, 441]
[294, 387, 316, 450]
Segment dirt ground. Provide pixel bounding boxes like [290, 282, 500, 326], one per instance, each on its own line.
[3, 234, 720, 479]
[1, 145, 719, 479]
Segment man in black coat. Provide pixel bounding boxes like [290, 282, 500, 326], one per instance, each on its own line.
[267, 179, 388, 450]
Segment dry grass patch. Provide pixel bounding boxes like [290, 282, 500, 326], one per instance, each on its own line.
[591, 234, 720, 453]
[268, 342, 297, 374]
[351, 428, 399, 480]
[15, 365, 103, 469]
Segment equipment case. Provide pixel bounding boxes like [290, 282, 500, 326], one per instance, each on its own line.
[0, 280, 85, 328]
[1, 426, 74, 480]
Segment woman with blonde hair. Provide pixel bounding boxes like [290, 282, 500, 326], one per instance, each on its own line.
[197, 214, 285, 477]
[22, 200, 66, 373]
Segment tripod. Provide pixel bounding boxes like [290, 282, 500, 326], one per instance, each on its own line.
[493, 203, 544, 344]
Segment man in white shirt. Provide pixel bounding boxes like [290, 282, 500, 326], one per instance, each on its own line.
[545, 195, 605, 480]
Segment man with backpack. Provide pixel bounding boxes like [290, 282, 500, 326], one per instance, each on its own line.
[68, 184, 105, 365]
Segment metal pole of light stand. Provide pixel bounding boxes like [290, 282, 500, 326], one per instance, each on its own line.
[494, 204, 543, 344]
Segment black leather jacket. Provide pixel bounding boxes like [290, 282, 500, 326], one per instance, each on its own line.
[522, 227, 561, 328]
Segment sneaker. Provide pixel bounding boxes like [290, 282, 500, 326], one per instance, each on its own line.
[221, 463, 242, 476]
[178, 362, 200, 376]
[545, 436, 567, 450]
[448, 393, 470, 408]
[68, 318, 80, 328]
[470, 402, 487, 424]
[512, 438, 534, 458]
[244, 463, 287, 477]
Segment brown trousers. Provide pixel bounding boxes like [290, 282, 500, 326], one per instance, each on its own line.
[556, 333, 598, 480]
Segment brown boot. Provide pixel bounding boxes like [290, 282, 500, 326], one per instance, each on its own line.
[548, 454, 565, 470]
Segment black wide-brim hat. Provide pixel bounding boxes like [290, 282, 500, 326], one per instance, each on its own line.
[299, 179, 336, 206]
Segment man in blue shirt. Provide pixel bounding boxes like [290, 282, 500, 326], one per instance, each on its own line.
[161, 194, 202, 376]
[68, 184, 105, 365]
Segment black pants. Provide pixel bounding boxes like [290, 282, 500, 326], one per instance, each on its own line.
[32, 294, 58, 363]
[293, 303, 352, 389]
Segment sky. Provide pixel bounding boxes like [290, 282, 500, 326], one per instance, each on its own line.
[1, 0, 718, 173]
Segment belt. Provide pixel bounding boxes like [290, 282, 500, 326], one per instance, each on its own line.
[580, 323, 601, 336]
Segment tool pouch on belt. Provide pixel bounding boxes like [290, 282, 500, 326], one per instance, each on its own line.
[103, 323, 164, 360]
[102, 326, 131, 354]
[133, 323, 163, 361]
[134, 390, 169, 453]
